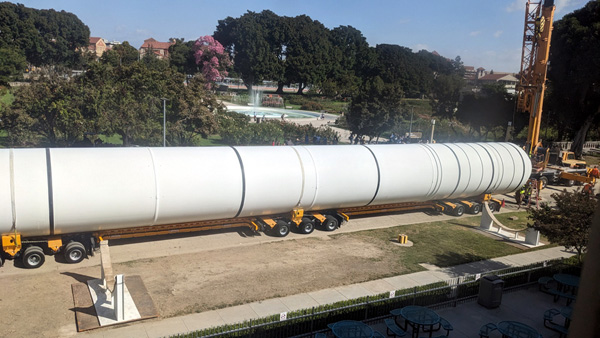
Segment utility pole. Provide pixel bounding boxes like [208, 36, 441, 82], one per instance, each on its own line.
[408, 107, 414, 141]
[161, 98, 167, 147]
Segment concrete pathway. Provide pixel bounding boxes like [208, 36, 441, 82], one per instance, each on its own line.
[81, 246, 574, 338]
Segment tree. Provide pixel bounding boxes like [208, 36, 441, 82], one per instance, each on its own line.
[528, 189, 595, 262]
[8, 71, 87, 146]
[169, 39, 197, 76]
[325, 25, 372, 97]
[346, 76, 403, 141]
[192, 35, 231, 84]
[0, 2, 89, 68]
[374, 44, 430, 98]
[168, 76, 222, 145]
[429, 56, 465, 120]
[457, 83, 514, 140]
[100, 41, 139, 67]
[214, 10, 285, 89]
[547, 1, 600, 158]
[0, 47, 27, 85]
[283, 15, 334, 94]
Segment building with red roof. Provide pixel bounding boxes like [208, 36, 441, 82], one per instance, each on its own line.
[139, 38, 175, 60]
[88, 37, 107, 58]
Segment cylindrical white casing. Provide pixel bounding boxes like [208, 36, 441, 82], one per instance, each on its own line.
[0, 143, 531, 237]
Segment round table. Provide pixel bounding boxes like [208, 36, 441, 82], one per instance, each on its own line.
[497, 321, 540, 338]
[331, 320, 374, 338]
[561, 306, 573, 328]
[553, 274, 580, 288]
[399, 306, 440, 338]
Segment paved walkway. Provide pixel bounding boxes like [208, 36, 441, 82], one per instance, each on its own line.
[82, 246, 574, 338]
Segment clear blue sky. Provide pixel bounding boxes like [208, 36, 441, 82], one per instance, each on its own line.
[15, 0, 585, 72]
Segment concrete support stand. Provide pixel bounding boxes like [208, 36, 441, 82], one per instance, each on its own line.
[88, 240, 141, 326]
[100, 240, 114, 292]
[479, 202, 541, 248]
[114, 275, 125, 321]
[525, 228, 540, 246]
[479, 203, 494, 231]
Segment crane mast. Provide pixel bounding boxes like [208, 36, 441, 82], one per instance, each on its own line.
[516, 0, 555, 155]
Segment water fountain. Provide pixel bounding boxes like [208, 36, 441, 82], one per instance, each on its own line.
[225, 87, 319, 119]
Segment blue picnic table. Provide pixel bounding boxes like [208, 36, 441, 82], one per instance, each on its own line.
[394, 305, 441, 338]
[330, 320, 374, 338]
[553, 274, 580, 291]
[496, 321, 541, 338]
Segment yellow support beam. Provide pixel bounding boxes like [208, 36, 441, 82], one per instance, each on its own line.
[309, 212, 326, 223]
[2, 234, 21, 257]
[291, 208, 304, 225]
[47, 237, 63, 253]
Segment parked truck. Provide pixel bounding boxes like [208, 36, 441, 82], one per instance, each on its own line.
[0, 143, 530, 269]
[548, 149, 586, 169]
[529, 147, 590, 188]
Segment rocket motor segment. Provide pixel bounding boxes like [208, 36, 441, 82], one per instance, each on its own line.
[0, 143, 531, 237]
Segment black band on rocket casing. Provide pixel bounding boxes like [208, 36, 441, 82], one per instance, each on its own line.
[230, 146, 246, 218]
[45, 148, 55, 235]
[363, 146, 381, 206]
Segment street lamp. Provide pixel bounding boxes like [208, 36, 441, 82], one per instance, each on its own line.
[408, 107, 414, 142]
[161, 98, 168, 147]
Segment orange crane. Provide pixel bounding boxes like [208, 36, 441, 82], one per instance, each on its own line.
[515, 0, 556, 155]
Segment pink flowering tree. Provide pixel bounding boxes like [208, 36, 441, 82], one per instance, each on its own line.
[193, 35, 232, 86]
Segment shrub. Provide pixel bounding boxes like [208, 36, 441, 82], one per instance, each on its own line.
[301, 101, 324, 111]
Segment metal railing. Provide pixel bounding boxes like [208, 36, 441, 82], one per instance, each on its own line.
[550, 141, 600, 152]
[170, 258, 579, 338]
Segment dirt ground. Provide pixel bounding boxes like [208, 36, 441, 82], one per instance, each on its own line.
[0, 233, 407, 338]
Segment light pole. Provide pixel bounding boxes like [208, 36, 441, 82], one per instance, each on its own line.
[430, 119, 436, 143]
[408, 106, 414, 141]
[161, 98, 168, 147]
[505, 121, 512, 142]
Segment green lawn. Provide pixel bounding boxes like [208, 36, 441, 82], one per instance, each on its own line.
[194, 134, 226, 146]
[583, 154, 600, 167]
[98, 134, 123, 145]
[332, 218, 524, 274]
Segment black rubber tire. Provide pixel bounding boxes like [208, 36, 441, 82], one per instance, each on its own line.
[470, 203, 482, 215]
[565, 179, 575, 187]
[490, 202, 501, 212]
[22, 246, 45, 269]
[322, 215, 339, 231]
[274, 220, 290, 237]
[0, 254, 4, 267]
[453, 205, 465, 217]
[299, 217, 315, 234]
[64, 241, 86, 264]
[540, 176, 548, 189]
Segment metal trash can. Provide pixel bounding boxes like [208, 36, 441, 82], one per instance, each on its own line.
[478, 275, 504, 308]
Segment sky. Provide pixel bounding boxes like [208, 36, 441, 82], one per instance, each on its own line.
[14, 0, 587, 73]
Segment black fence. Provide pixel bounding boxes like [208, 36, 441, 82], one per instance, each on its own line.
[170, 258, 580, 338]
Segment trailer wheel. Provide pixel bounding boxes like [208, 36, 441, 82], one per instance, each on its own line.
[22, 246, 45, 269]
[540, 176, 548, 189]
[565, 179, 575, 187]
[453, 204, 465, 217]
[274, 220, 290, 237]
[470, 203, 482, 215]
[299, 217, 315, 234]
[322, 215, 339, 231]
[489, 201, 501, 212]
[64, 241, 86, 264]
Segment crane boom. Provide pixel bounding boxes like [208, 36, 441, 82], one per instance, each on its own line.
[516, 0, 556, 154]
